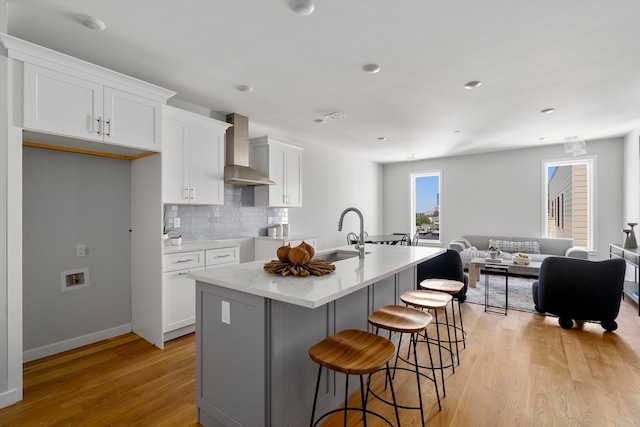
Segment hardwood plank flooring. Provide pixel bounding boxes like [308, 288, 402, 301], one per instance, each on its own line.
[1, 299, 639, 426]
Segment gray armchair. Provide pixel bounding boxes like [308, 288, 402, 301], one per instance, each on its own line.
[532, 257, 626, 331]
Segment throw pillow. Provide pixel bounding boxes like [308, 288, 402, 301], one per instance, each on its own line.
[460, 246, 479, 265]
[450, 238, 470, 249]
[488, 239, 541, 254]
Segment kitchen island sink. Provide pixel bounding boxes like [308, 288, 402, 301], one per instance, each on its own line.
[313, 249, 371, 262]
[188, 244, 444, 427]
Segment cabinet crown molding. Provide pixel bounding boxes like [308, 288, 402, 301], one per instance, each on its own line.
[0, 33, 175, 102]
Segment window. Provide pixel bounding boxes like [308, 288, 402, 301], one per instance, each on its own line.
[543, 158, 593, 250]
[411, 171, 441, 244]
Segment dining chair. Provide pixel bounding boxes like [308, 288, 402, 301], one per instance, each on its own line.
[412, 232, 419, 246]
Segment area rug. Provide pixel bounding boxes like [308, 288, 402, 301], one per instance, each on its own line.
[464, 273, 537, 313]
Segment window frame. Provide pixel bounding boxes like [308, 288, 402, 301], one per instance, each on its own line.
[541, 157, 596, 251]
[410, 170, 442, 246]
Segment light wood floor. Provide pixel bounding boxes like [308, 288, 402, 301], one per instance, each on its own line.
[1, 299, 639, 426]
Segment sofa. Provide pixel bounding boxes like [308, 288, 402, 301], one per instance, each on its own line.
[450, 235, 589, 275]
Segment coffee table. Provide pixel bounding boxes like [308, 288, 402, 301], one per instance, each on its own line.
[468, 257, 542, 288]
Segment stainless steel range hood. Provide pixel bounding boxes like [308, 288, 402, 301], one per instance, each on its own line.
[224, 113, 275, 186]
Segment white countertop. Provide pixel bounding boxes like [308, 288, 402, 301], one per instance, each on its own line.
[163, 240, 241, 254]
[254, 235, 317, 241]
[188, 244, 445, 309]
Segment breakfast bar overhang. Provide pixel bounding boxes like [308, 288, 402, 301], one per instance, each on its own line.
[188, 244, 444, 427]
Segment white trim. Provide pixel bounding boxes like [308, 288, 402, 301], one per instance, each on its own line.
[0, 388, 19, 409]
[23, 324, 132, 363]
[410, 170, 442, 245]
[0, 33, 175, 101]
[541, 156, 596, 251]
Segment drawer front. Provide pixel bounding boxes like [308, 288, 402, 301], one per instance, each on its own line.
[206, 247, 240, 267]
[163, 250, 205, 272]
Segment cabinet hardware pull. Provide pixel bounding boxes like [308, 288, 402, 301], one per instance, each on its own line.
[96, 117, 102, 135]
[176, 258, 194, 263]
[183, 188, 190, 200]
[215, 254, 231, 258]
[105, 119, 111, 137]
[175, 272, 188, 276]
[189, 188, 196, 200]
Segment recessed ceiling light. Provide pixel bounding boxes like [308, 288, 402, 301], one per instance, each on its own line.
[377, 136, 387, 141]
[289, 0, 315, 16]
[539, 137, 547, 141]
[464, 80, 482, 89]
[454, 130, 461, 133]
[236, 85, 254, 93]
[540, 108, 555, 114]
[314, 118, 326, 124]
[363, 64, 381, 74]
[81, 15, 106, 31]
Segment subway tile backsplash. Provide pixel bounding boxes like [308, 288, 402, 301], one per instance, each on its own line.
[164, 184, 287, 243]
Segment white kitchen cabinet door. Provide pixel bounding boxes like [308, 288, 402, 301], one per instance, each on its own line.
[251, 136, 304, 207]
[162, 117, 190, 204]
[23, 63, 162, 151]
[24, 63, 103, 142]
[162, 106, 228, 205]
[188, 123, 225, 205]
[284, 148, 302, 207]
[103, 87, 161, 150]
[163, 267, 202, 332]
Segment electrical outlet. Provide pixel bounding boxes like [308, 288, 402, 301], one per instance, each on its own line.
[76, 244, 86, 257]
[174, 217, 181, 228]
[221, 301, 230, 324]
[170, 205, 178, 211]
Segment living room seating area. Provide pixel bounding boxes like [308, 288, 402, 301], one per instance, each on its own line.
[450, 235, 589, 275]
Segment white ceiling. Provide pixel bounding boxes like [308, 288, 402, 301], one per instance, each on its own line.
[5, 0, 640, 163]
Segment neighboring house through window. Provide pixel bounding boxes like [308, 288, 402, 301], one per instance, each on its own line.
[543, 158, 593, 250]
[411, 171, 441, 244]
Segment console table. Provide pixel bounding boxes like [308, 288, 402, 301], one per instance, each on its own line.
[609, 244, 640, 316]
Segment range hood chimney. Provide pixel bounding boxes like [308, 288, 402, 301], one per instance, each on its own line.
[224, 113, 275, 186]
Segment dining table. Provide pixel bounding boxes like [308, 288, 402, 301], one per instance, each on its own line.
[365, 234, 408, 245]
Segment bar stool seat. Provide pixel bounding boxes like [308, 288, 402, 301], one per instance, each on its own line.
[368, 305, 440, 426]
[419, 279, 467, 359]
[400, 289, 455, 397]
[308, 329, 400, 427]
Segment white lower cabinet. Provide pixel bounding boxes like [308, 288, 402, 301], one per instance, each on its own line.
[163, 246, 239, 341]
[163, 265, 202, 333]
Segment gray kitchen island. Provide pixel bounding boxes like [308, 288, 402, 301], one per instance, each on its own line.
[188, 244, 444, 427]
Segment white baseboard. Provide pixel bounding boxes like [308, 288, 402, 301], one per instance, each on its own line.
[23, 324, 132, 363]
[0, 388, 19, 410]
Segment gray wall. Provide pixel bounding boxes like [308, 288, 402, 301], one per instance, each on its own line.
[22, 147, 132, 352]
[383, 137, 624, 259]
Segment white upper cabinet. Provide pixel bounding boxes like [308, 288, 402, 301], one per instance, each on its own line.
[0, 34, 175, 152]
[24, 63, 162, 151]
[162, 105, 231, 205]
[251, 136, 304, 207]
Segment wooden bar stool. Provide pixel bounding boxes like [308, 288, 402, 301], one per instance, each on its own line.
[368, 305, 441, 426]
[419, 279, 467, 364]
[308, 329, 401, 427]
[400, 289, 455, 396]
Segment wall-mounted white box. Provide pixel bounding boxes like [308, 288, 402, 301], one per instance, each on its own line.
[60, 268, 90, 292]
